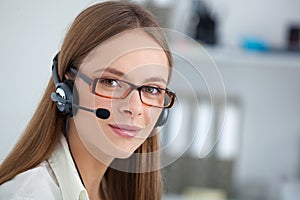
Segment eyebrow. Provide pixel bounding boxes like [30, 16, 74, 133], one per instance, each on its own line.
[93, 67, 167, 85]
[93, 68, 125, 77]
[144, 77, 167, 85]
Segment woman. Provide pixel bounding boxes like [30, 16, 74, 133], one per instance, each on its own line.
[0, 1, 176, 200]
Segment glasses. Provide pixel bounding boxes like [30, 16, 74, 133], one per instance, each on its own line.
[70, 68, 176, 108]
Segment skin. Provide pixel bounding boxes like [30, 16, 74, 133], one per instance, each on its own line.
[67, 30, 170, 200]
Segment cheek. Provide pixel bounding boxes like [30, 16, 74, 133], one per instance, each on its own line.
[136, 109, 161, 143]
[93, 96, 112, 110]
[76, 79, 111, 111]
[75, 80, 93, 107]
[144, 107, 162, 126]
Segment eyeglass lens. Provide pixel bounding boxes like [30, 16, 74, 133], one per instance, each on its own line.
[94, 78, 172, 108]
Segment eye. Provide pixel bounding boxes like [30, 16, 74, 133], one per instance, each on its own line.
[142, 86, 162, 95]
[99, 78, 120, 87]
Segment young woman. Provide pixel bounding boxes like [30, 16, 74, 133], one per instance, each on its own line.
[0, 1, 176, 200]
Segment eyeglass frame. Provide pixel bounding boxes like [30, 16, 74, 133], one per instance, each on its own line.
[69, 68, 176, 108]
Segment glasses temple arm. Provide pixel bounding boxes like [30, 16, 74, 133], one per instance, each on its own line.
[70, 68, 91, 85]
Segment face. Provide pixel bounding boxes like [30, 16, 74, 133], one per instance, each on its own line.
[72, 30, 170, 162]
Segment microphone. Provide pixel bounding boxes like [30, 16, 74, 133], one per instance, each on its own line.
[51, 92, 110, 119]
[72, 104, 110, 119]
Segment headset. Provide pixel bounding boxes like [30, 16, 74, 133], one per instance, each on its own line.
[51, 53, 76, 116]
[50, 53, 169, 127]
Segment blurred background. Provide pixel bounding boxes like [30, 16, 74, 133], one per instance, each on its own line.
[1, 0, 300, 200]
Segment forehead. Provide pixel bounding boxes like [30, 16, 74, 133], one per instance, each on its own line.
[79, 29, 169, 81]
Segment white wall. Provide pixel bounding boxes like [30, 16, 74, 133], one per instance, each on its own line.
[0, 0, 103, 162]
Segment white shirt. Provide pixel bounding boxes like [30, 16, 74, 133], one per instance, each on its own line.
[0, 136, 89, 200]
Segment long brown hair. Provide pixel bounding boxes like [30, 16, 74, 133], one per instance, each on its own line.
[0, 1, 172, 199]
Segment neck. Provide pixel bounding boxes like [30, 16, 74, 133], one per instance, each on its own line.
[67, 118, 114, 200]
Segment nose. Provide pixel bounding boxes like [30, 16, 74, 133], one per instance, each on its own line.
[119, 90, 143, 117]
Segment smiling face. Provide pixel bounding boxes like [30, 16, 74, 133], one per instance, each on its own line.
[72, 30, 170, 161]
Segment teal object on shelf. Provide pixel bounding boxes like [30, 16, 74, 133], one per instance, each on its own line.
[241, 37, 269, 52]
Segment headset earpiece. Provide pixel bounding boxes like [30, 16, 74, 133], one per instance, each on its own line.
[51, 53, 75, 116]
[54, 80, 74, 115]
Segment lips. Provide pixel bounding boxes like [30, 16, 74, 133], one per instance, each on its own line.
[109, 124, 142, 138]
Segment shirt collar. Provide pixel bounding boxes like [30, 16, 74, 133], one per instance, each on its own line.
[47, 135, 89, 200]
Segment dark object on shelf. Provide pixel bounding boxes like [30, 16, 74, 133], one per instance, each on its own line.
[287, 24, 300, 51]
[189, 0, 217, 45]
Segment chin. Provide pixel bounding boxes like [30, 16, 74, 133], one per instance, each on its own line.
[114, 141, 145, 159]
[116, 152, 134, 159]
